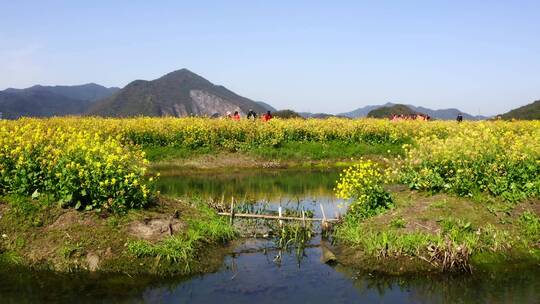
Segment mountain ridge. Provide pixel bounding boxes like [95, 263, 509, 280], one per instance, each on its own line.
[340, 102, 488, 120]
[0, 90, 93, 119]
[367, 104, 417, 118]
[500, 100, 540, 120]
[4, 83, 119, 102]
[87, 69, 267, 117]
[1, 70, 536, 120]
[0, 83, 119, 119]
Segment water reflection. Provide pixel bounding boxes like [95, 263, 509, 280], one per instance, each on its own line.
[2, 169, 538, 303]
[2, 247, 538, 304]
[156, 169, 346, 218]
[157, 168, 339, 198]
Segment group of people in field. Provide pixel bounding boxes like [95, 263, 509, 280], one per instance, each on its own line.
[224, 109, 273, 122]
[390, 113, 470, 122]
[390, 113, 431, 121]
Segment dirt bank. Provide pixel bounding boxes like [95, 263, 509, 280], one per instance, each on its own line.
[0, 196, 232, 275]
[332, 189, 540, 275]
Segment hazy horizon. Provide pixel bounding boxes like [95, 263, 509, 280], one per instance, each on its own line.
[1, 1, 539, 116]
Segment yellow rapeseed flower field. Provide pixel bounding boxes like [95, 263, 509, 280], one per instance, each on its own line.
[0, 119, 150, 212]
[0, 117, 538, 210]
[401, 120, 540, 201]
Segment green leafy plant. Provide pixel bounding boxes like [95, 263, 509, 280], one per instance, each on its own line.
[518, 211, 540, 243]
[390, 217, 407, 229]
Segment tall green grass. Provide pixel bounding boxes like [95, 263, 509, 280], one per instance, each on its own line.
[127, 202, 236, 272]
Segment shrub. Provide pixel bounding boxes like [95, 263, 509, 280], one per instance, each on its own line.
[0, 123, 153, 212]
[335, 159, 394, 218]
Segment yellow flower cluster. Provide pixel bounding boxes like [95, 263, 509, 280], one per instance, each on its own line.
[1, 117, 538, 209]
[14, 117, 455, 148]
[401, 121, 540, 201]
[335, 159, 393, 217]
[0, 119, 152, 212]
[11, 117, 537, 151]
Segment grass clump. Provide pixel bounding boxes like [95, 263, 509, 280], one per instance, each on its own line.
[60, 241, 84, 259]
[334, 210, 525, 273]
[0, 251, 23, 266]
[390, 217, 407, 228]
[272, 223, 314, 265]
[518, 211, 540, 244]
[275, 223, 313, 252]
[1, 195, 56, 228]
[127, 202, 235, 272]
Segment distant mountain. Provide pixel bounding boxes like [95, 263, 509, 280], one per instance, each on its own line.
[500, 100, 540, 120]
[338, 104, 389, 118]
[4, 83, 119, 102]
[298, 112, 312, 118]
[0, 83, 118, 119]
[298, 112, 331, 118]
[341, 102, 487, 120]
[297, 112, 349, 119]
[367, 104, 416, 118]
[273, 109, 303, 119]
[256, 101, 277, 112]
[309, 113, 338, 119]
[405, 104, 487, 120]
[0, 90, 93, 119]
[88, 69, 267, 117]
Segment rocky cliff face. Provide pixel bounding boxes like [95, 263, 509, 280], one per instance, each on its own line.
[160, 103, 188, 117]
[189, 90, 244, 116]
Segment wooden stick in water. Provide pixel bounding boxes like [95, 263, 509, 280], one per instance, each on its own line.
[230, 196, 235, 226]
[278, 206, 283, 227]
[217, 212, 339, 222]
[320, 204, 327, 224]
[320, 203, 330, 232]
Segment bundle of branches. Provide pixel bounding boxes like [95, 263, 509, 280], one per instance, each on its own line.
[420, 240, 472, 273]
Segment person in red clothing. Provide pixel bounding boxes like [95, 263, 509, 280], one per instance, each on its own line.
[232, 111, 241, 121]
[262, 110, 273, 122]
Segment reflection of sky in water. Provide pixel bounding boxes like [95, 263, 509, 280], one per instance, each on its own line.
[115, 169, 540, 304]
[247, 196, 347, 218]
[156, 169, 350, 217]
[2, 166, 540, 303]
[141, 240, 413, 304]
[140, 238, 540, 304]
[1, 249, 539, 304]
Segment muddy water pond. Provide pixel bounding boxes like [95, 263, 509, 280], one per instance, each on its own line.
[2, 169, 539, 303]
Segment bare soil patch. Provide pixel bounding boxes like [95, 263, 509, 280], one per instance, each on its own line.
[127, 217, 185, 242]
[46, 210, 95, 231]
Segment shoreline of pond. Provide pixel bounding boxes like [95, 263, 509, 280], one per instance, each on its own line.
[1, 237, 540, 303]
[1, 167, 538, 278]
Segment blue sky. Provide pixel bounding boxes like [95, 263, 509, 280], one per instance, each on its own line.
[1, 1, 539, 115]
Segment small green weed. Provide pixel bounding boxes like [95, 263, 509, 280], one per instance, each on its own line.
[60, 241, 84, 258]
[430, 200, 448, 209]
[390, 217, 407, 228]
[518, 211, 540, 243]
